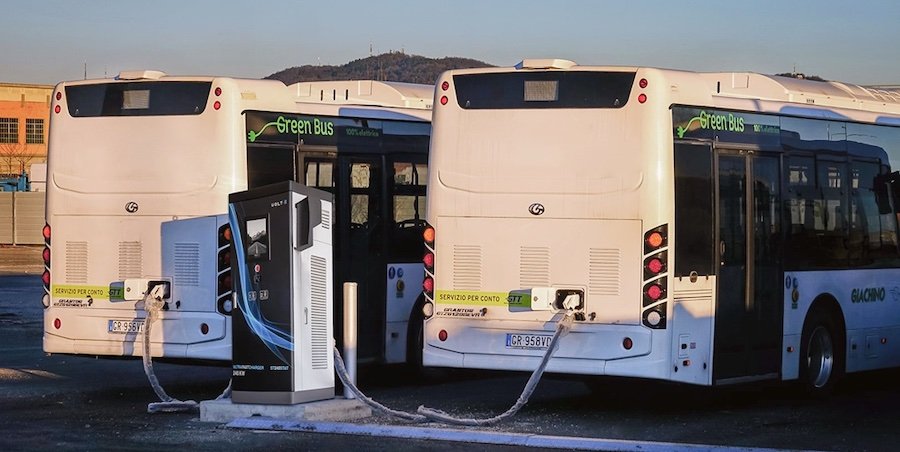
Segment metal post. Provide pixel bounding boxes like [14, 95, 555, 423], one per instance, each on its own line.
[342, 282, 358, 399]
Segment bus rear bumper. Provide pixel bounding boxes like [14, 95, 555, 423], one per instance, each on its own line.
[43, 309, 231, 361]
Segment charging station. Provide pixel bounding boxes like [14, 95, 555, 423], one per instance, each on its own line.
[228, 181, 334, 404]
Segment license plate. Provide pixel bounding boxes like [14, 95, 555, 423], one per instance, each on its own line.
[506, 333, 553, 350]
[108, 319, 144, 334]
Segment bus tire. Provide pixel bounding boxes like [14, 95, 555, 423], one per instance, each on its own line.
[406, 294, 426, 373]
[798, 308, 844, 397]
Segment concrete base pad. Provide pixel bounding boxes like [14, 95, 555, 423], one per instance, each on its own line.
[200, 397, 372, 423]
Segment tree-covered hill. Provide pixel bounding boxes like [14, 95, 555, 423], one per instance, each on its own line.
[266, 52, 494, 85]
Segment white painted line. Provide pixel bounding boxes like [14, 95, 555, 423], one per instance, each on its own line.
[227, 418, 800, 452]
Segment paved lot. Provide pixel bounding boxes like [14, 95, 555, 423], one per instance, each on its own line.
[3, 245, 900, 451]
[0, 245, 42, 275]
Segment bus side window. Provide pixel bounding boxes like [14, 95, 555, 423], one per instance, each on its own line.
[866, 169, 900, 266]
[391, 161, 427, 258]
[305, 159, 335, 192]
[785, 156, 818, 269]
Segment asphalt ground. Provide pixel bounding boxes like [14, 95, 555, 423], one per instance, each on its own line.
[0, 244, 43, 275]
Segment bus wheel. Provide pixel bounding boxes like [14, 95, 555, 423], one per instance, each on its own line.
[406, 295, 426, 373]
[799, 309, 843, 396]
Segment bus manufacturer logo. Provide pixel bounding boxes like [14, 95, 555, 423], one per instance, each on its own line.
[124, 202, 139, 213]
[528, 203, 545, 216]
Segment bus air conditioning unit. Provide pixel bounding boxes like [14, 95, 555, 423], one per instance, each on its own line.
[228, 181, 334, 404]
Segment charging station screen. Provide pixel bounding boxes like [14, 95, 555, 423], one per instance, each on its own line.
[245, 217, 269, 260]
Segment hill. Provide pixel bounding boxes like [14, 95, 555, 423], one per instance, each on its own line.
[266, 52, 494, 85]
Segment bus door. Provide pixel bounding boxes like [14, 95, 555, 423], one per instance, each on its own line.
[383, 156, 428, 363]
[714, 149, 783, 382]
[338, 155, 388, 362]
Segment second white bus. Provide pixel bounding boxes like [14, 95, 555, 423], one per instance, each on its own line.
[419, 59, 900, 394]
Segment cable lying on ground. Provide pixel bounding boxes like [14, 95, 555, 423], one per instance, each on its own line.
[333, 312, 573, 426]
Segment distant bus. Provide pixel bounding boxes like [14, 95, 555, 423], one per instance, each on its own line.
[43, 71, 432, 365]
[419, 59, 900, 393]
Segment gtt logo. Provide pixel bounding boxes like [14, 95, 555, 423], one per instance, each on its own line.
[528, 203, 545, 216]
[125, 201, 139, 213]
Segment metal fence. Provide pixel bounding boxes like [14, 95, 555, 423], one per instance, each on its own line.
[0, 192, 45, 245]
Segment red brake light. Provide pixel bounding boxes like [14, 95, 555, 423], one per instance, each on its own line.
[623, 337, 633, 350]
[213, 101, 221, 110]
[438, 329, 448, 341]
[646, 258, 663, 274]
[638, 93, 648, 104]
[423, 277, 434, 293]
[56, 91, 62, 101]
[42, 270, 51, 286]
[423, 252, 434, 268]
[441, 81, 449, 91]
[42, 247, 51, 264]
[200, 323, 210, 335]
[55, 105, 61, 114]
[214, 87, 222, 96]
[53, 318, 61, 329]
[646, 284, 662, 301]
[42, 224, 51, 240]
[639, 78, 648, 89]
[440, 96, 448, 105]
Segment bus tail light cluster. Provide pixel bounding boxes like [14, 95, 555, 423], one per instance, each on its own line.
[216, 223, 233, 315]
[637, 77, 649, 104]
[642, 224, 668, 329]
[422, 224, 436, 318]
[213, 86, 222, 110]
[439, 80, 449, 106]
[54, 91, 62, 114]
[41, 223, 51, 308]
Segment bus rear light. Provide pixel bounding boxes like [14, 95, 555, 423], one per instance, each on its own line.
[639, 78, 648, 89]
[423, 226, 435, 245]
[646, 257, 663, 274]
[42, 270, 51, 286]
[216, 223, 234, 315]
[643, 225, 668, 254]
[440, 96, 448, 106]
[42, 247, 51, 265]
[646, 232, 663, 249]
[56, 91, 62, 101]
[42, 293, 50, 308]
[423, 252, 434, 269]
[54, 105, 61, 114]
[423, 276, 434, 293]
[43, 223, 51, 241]
[214, 87, 222, 96]
[441, 81, 449, 91]
[53, 318, 61, 330]
[218, 274, 232, 293]
[213, 101, 221, 110]
[623, 337, 633, 350]
[644, 308, 664, 328]
[200, 323, 209, 335]
[638, 93, 648, 104]
[438, 329, 448, 341]
[422, 301, 434, 318]
[645, 284, 662, 301]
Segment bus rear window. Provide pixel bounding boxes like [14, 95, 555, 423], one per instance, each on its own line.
[453, 72, 635, 109]
[65, 82, 211, 117]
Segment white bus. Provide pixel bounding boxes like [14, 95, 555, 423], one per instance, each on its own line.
[43, 71, 432, 364]
[419, 59, 900, 393]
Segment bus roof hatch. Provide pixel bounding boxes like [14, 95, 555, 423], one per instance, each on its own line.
[116, 70, 167, 81]
[515, 59, 577, 70]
